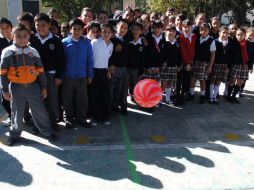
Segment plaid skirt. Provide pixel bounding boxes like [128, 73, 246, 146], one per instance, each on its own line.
[230, 64, 249, 80]
[192, 61, 208, 80]
[143, 67, 160, 80]
[160, 66, 178, 85]
[210, 63, 228, 83]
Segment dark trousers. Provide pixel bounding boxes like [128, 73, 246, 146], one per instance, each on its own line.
[109, 67, 128, 111]
[90, 69, 110, 121]
[62, 78, 88, 123]
[127, 68, 139, 96]
[10, 82, 52, 138]
[176, 70, 191, 98]
[1, 93, 11, 118]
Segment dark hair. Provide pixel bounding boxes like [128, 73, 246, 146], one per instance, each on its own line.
[199, 23, 210, 30]
[134, 9, 141, 13]
[34, 13, 50, 24]
[69, 18, 84, 28]
[48, 8, 58, 16]
[176, 14, 186, 21]
[97, 10, 108, 18]
[17, 12, 34, 26]
[87, 21, 101, 31]
[12, 24, 29, 34]
[100, 23, 114, 32]
[0, 17, 12, 27]
[132, 21, 143, 30]
[219, 26, 228, 33]
[195, 13, 206, 21]
[123, 9, 134, 16]
[165, 25, 177, 31]
[61, 22, 69, 29]
[116, 19, 128, 26]
[50, 18, 59, 28]
[237, 27, 246, 34]
[182, 19, 193, 27]
[152, 20, 163, 29]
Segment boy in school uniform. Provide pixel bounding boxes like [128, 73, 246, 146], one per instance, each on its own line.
[126, 22, 146, 102]
[62, 19, 94, 129]
[90, 23, 114, 127]
[177, 19, 197, 105]
[188, 23, 216, 104]
[86, 21, 101, 42]
[109, 19, 129, 114]
[0, 24, 57, 146]
[30, 13, 65, 131]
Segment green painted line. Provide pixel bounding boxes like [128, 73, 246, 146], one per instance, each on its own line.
[119, 115, 141, 184]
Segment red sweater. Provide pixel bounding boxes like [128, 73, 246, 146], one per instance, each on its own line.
[179, 34, 197, 65]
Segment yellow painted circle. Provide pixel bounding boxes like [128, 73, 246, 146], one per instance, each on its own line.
[75, 136, 90, 145]
[225, 133, 240, 141]
[151, 135, 167, 144]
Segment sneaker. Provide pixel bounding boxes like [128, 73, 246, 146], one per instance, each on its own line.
[5, 137, 19, 146]
[186, 95, 195, 101]
[103, 121, 111, 126]
[199, 95, 205, 104]
[1, 117, 11, 127]
[65, 120, 74, 129]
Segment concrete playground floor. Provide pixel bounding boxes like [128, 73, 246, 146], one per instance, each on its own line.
[0, 75, 254, 190]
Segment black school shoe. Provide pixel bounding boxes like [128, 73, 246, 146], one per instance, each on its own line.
[65, 120, 75, 129]
[199, 95, 206, 104]
[231, 97, 240, 104]
[186, 94, 195, 101]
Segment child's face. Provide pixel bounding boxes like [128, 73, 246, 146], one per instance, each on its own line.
[18, 20, 32, 32]
[212, 19, 220, 30]
[175, 17, 182, 29]
[166, 29, 176, 41]
[142, 18, 150, 31]
[200, 27, 209, 38]
[98, 13, 109, 24]
[61, 26, 69, 38]
[50, 12, 60, 21]
[236, 31, 245, 42]
[87, 27, 100, 40]
[70, 24, 83, 40]
[196, 15, 205, 26]
[14, 30, 30, 47]
[0, 23, 12, 38]
[101, 27, 112, 42]
[247, 31, 254, 41]
[150, 14, 158, 23]
[81, 11, 93, 24]
[153, 27, 162, 37]
[219, 29, 229, 41]
[50, 25, 59, 36]
[134, 11, 141, 20]
[169, 19, 175, 26]
[35, 20, 50, 37]
[123, 11, 134, 23]
[116, 22, 128, 37]
[162, 18, 169, 27]
[229, 25, 237, 36]
[182, 25, 192, 35]
[132, 25, 142, 39]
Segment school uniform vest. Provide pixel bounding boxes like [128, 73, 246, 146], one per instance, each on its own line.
[163, 41, 181, 67]
[195, 37, 213, 62]
[214, 40, 230, 65]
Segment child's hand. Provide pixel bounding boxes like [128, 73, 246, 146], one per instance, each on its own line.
[186, 64, 191, 71]
[87, 77, 92, 84]
[41, 89, 47, 99]
[107, 71, 112, 79]
[206, 66, 212, 74]
[162, 62, 167, 68]
[55, 78, 62, 86]
[142, 37, 148, 46]
[108, 65, 115, 74]
[3, 92, 11, 101]
[115, 44, 123, 52]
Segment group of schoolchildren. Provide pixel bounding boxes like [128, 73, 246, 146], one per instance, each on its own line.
[0, 7, 253, 146]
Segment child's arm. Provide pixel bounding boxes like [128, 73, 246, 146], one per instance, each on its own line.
[55, 39, 66, 83]
[87, 42, 94, 84]
[207, 40, 216, 73]
[0, 49, 11, 100]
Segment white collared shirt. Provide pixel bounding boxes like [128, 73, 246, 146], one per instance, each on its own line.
[200, 35, 216, 52]
[218, 38, 228, 47]
[183, 32, 194, 43]
[115, 34, 124, 41]
[152, 34, 163, 45]
[166, 38, 177, 45]
[0, 33, 3, 38]
[91, 37, 113, 69]
[35, 32, 53, 45]
[129, 38, 142, 45]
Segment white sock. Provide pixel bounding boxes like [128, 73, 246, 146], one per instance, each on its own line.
[200, 90, 205, 96]
[224, 84, 228, 96]
[214, 85, 220, 99]
[190, 88, 195, 95]
[210, 84, 214, 99]
[165, 88, 172, 102]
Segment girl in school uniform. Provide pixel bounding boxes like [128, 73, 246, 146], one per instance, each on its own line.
[188, 23, 216, 104]
[143, 20, 165, 82]
[227, 28, 253, 103]
[209, 26, 231, 104]
[161, 26, 181, 104]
